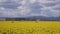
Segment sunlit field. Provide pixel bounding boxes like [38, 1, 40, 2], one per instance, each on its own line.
[0, 21, 60, 34]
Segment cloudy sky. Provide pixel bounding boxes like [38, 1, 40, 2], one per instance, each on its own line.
[0, 0, 60, 18]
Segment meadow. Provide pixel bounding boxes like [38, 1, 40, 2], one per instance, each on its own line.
[0, 21, 60, 34]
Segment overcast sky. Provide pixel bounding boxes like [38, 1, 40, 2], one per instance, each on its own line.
[0, 0, 60, 17]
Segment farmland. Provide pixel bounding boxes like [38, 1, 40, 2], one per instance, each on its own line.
[0, 21, 60, 34]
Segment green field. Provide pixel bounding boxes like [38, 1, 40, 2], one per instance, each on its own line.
[0, 21, 60, 34]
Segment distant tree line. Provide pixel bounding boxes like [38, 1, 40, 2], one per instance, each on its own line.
[5, 18, 60, 21]
[0, 18, 60, 21]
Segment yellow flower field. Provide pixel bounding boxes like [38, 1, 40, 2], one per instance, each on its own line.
[0, 21, 60, 34]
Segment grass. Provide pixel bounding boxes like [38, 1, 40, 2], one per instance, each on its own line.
[0, 21, 60, 34]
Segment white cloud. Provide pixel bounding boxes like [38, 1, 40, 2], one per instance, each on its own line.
[39, 0, 56, 3]
[29, 0, 36, 3]
[40, 4, 60, 17]
[0, 0, 60, 17]
[0, 2, 31, 17]
[0, 0, 7, 2]
[52, 5, 60, 10]
[18, 7, 31, 16]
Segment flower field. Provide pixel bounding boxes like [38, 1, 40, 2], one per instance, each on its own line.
[0, 21, 60, 34]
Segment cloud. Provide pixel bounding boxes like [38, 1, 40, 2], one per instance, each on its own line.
[29, 2, 43, 14]
[0, 1, 30, 17]
[0, 0, 60, 17]
[29, 0, 36, 3]
[0, 0, 21, 9]
[0, 0, 30, 17]
[52, 5, 60, 10]
[39, 0, 56, 3]
[18, 6, 31, 16]
[40, 5, 60, 17]
[42, 2, 57, 7]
